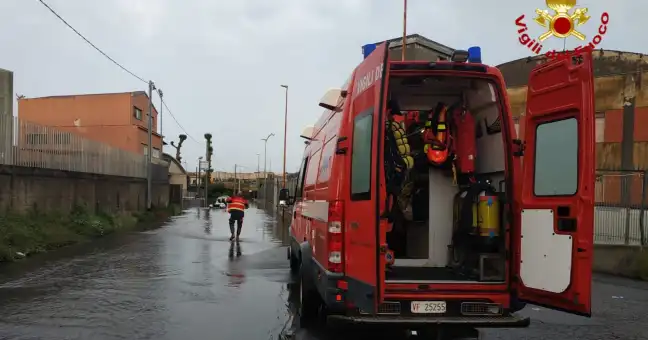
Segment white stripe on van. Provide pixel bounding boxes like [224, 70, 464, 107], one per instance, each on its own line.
[302, 200, 329, 222]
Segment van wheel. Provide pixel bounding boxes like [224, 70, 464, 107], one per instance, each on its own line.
[298, 262, 320, 328]
[289, 247, 299, 273]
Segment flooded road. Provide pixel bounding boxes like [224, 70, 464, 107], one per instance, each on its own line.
[0, 206, 646, 339]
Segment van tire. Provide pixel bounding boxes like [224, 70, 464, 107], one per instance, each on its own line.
[298, 261, 320, 328]
[289, 247, 299, 273]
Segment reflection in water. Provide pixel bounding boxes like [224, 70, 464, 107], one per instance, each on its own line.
[258, 205, 291, 247]
[203, 208, 212, 234]
[228, 241, 243, 259]
[279, 282, 300, 338]
[226, 241, 245, 287]
[0, 207, 327, 340]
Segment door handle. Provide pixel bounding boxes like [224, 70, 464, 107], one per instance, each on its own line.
[350, 222, 359, 230]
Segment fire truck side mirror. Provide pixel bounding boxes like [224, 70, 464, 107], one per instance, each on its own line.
[279, 188, 290, 201]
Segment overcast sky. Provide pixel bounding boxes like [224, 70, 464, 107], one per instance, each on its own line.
[0, 0, 641, 174]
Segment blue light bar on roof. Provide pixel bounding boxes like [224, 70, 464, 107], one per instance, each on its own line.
[468, 46, 482, 63]
[362, 44, 377, 59]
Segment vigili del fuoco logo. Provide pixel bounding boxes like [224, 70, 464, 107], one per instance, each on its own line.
[514, 0, 610, 60]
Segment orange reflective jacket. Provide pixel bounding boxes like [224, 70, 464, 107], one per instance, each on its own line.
[226, 196, 248, 212]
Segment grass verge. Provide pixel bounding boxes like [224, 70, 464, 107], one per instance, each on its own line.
[0, 204, 182, 263]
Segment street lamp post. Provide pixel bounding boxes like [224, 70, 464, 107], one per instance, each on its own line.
[256, 153, 261, 196]
[280, 84, 288, 189]
[261, 133, 274, 204]
[197, 156, 203, 198]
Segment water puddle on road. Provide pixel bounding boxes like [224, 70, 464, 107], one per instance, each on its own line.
[0, 205, 436, 339]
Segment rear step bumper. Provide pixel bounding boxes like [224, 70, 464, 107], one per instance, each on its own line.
[327, 314, 530, 328]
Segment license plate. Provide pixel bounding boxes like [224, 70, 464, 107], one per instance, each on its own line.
[411, 301, 446, 314]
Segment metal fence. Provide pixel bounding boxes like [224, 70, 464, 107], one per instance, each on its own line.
[255, 169, 648, 246]
[595, 170, 647, 246]
[257, 175, 298, 210]
[0, 115, 147, 178]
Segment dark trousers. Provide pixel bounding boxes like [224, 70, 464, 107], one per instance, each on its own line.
[229, 210, 244, 236]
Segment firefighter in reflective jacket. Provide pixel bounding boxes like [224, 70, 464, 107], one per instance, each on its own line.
[226, 192, 249, 241]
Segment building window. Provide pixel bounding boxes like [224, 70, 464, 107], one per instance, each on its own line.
[134, 107, 142, 120]
[143, 145, 148, 155]
[153, 148, 160, 159]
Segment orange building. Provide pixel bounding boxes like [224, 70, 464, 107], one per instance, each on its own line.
[18, 91, 163, 157]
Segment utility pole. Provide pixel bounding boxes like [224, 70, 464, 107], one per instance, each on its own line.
[280, 85, 288, 189]
[146, 80, 156, 210]
[261, 133, 274, 204]
[402, 0, 408, 61]
[159, 89, 163, 147]
[197, 156, 203, 196]
[256, 153, 260, 195]
[234, 164, 243, 193]
[204, 134, 213, 206]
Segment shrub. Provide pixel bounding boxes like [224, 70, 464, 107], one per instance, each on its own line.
[0, 205, 180, 263]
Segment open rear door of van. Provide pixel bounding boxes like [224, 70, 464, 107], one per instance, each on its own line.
[344, 42, 389, 314]
[515, 52, 595, 317]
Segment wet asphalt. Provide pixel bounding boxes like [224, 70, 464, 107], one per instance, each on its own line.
[0, 205, 646, 340]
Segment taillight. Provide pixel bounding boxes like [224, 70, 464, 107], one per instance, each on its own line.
[327, 201, 344, 273]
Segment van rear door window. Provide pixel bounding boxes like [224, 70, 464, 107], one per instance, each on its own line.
[351, 109, 374, 200]
[534, 117, 578, 196]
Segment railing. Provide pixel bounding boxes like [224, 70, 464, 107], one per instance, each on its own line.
[0, 115, 147, 178]
[595, 170, 647, 246]
[254, 169, 648, 246]
[258, 176, 298, 209]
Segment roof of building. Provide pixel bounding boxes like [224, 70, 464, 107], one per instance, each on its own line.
[497, 49, 648, 88]
[374, 33, 456, 56]
[20, 90, 149, 101]
[19, 90, 160, 116]
[163, 153, 187, 175]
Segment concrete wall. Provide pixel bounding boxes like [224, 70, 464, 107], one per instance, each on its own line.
[593, 245, 646, 279]
[0, 164, 169, 213]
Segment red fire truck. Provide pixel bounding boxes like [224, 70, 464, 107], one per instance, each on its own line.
[283, 42, 594, 338]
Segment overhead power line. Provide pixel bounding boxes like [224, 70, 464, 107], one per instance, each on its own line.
[157, 90, 200, 144]
[37, 0, 199, 143]
[37, 0, 147, 84]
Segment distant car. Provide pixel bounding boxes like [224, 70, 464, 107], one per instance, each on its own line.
[212, 196, 229, 209]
